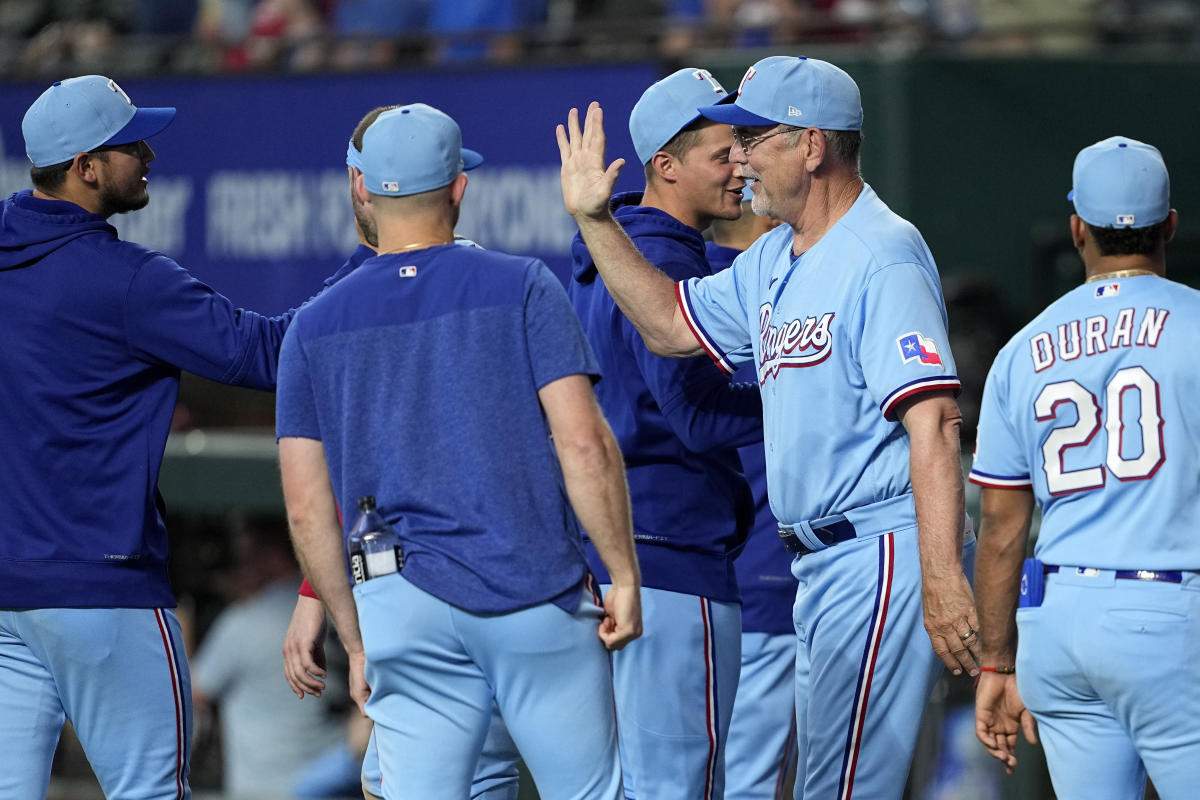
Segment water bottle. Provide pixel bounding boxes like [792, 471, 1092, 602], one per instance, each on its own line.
[346, 497, 373, 585]
[349, 495, 404, 581]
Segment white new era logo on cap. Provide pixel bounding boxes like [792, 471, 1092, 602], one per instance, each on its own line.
[1116, 213, 1135, 225]
[787, 106, 803, 117]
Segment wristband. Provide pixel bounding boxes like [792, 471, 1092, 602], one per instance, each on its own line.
[979, 665, 1015, 674]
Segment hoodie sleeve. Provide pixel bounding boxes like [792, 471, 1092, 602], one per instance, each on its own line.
[122, 252, 296, 390]
[623, 249, 764, 451]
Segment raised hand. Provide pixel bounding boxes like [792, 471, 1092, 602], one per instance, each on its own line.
[556, 102, 626, 222]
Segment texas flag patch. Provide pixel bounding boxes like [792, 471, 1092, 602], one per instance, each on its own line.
[897, 332, 942, 366]
[1094, 283, 1120, 298]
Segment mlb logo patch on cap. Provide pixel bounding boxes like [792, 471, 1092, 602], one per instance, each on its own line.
[381, 181, 400, 192]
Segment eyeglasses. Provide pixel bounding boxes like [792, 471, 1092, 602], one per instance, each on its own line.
[732, 126, 801, 155]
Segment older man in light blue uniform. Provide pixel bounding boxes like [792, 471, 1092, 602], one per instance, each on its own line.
[971, 137, 1200, 799]
[559, 55, 978, 800]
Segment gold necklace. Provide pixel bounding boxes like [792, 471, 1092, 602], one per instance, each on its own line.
[377, 240, 453, 255]
[1086, 268, 1159, 283]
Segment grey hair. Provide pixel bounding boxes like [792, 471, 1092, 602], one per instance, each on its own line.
[783, 126, 862, 174]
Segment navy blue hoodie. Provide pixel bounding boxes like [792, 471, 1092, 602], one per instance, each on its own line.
[0, 190, 329, 608]
[569, 192, 762, 602]
[706, 241, 797, 633]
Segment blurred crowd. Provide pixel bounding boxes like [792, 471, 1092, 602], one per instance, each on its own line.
[1, 0, 1196, 78]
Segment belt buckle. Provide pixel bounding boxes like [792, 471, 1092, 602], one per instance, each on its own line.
[777, 527, 806, 555]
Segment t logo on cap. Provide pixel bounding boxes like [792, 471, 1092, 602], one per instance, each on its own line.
[107, 79, 132, 106]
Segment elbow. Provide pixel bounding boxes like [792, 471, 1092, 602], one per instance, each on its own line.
[643, 332, 686, 359]
[557, 424, 623, 475]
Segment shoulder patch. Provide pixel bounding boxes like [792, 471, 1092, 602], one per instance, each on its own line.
[896, 331, 942, 366]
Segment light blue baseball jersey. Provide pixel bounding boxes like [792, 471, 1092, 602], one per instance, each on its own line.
[969, 274, 1200, 569]
[679, 185, 960, 528]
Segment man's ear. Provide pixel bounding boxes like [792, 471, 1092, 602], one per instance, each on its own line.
[71, 151, 100, 186]
[352, 170, 370, 206]
[1162, 209, 1179, 243]
[1069, 214, 1087, 251]
[800, 127, 827, 173]
[647, 151, 677, 183]
[449, 172, 468, 207]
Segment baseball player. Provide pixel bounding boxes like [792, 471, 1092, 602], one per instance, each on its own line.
[0, 75, 340, 799]
[558, 55, 978, 800]
[277, 103, 641, 800]
[281, 104, 523, 800]
[568, 67, 763, 800]
[971, 136, 1200, 799]
[707, 195, 799, 800]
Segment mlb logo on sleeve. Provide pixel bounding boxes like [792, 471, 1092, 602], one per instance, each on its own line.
[896, 332, 942, 366]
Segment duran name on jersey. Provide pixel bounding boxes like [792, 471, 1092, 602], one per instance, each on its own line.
[1027, 305, 1167, 372]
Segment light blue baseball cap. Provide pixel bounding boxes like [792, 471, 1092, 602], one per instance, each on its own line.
[22, 75, 175, 167]
[630, 68, 733, 164]
[698, 56, 862, 131]
[346, 139, 363, 169]
[1068, 136, 1169, 229]
[360, 104, 483, 197]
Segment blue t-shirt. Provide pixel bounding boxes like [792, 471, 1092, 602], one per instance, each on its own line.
[680, 185, 960, 528]
[276, 244, 601, 613]
[970, 274, 1200, 570]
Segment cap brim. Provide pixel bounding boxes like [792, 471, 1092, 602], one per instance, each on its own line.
[104, 107, 176, 147]
[698, 101, 776, 127]
[463, 148, 483, 171]
[1067, 189, 1075, 203]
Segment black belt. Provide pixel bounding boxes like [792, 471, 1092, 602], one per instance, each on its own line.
[778, 516, 857, 555]
[1045, 565, 1183, 584]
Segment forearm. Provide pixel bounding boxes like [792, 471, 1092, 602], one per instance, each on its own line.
[575, 213, 701, 358]
[557, 425, 640, 588]
[279, 438, 363, 654]
[665, 373, 763, 451]
[975, 489, 1033, 664]
[287, 504, 363, 654]
[909, 407, 967, 583]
